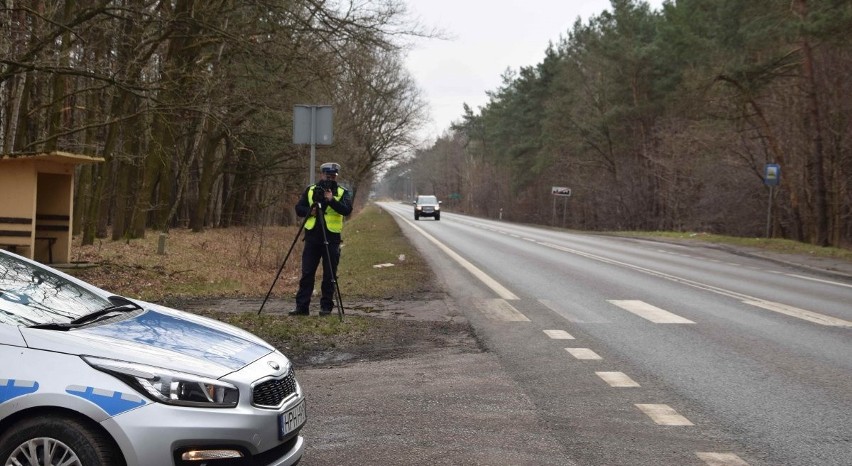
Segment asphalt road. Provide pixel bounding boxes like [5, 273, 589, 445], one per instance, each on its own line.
[297, 203, 852, 466]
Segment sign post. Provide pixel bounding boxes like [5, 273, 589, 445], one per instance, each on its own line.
[551, 186, 572, 227]
[764, 163, 780, 238]
[294, 105, 333, 184]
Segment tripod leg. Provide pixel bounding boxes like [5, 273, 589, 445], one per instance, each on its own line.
[258, 211, 310, 315]
[316, 206, 345, 321]
[332, 266, 345, 321]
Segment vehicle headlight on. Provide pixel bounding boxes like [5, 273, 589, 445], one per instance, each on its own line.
[83, 356, 239, 408]
[434, 205, 440, 210]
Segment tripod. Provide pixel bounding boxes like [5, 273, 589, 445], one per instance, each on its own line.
[258, 198, 345, 321]
[314, 200, 346, 320]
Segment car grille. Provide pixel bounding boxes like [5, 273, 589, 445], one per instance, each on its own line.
[252, 368, 297, 407]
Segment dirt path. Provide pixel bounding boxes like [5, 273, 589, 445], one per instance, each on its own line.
[169, 294, 481, 368]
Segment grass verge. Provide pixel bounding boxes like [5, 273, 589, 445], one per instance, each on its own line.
[68, 204, 435, 353]
[70, 203, 432, 301]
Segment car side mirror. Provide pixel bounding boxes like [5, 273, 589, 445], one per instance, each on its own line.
[438, 201, 442, 204]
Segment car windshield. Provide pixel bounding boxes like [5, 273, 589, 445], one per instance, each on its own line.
[0, 252, 111, 326]
[418, 196, 438, 204]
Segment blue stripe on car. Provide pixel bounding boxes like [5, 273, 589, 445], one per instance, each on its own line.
[66, 384, 146, 416]
[0, 379, 39, 403]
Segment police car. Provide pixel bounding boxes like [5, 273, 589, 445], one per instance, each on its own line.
[0, 249, 306, 466]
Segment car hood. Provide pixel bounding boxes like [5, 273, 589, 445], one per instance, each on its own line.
[20, 307, 274, 378]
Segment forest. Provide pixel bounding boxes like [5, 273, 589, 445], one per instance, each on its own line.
[2, 1, 851, 248]
[383, 0, 852, 247]
[1, 0, 431, 243]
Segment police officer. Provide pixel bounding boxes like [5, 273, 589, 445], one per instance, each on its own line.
[289, 162, 353, 316]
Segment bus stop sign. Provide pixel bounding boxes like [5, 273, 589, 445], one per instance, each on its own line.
[764, 163, 780, 186]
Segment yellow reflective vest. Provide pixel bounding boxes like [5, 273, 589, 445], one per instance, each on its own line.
[305, 186, 345, 233]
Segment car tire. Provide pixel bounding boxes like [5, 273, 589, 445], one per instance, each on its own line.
[435, 214, 440, 221]
[0, 415, 123, 466]
[414, 214, 419, 220]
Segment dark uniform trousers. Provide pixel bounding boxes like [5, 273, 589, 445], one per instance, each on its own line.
[295, 239, 340, 312]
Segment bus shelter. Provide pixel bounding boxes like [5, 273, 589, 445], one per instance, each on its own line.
[0, 151, 103, 264]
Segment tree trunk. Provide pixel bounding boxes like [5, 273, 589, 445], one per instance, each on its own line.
[793, 0, 829, 246]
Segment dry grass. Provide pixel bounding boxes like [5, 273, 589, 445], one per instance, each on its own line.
[68, 204, 433, 302]
[70, 226, 304, 300]
[59, 206, 444, 364]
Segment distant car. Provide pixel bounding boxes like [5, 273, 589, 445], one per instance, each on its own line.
[0, 249, 306, 466]
[413, 195, 441, 221]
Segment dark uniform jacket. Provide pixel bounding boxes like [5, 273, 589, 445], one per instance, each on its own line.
[294, 184, 353, 244]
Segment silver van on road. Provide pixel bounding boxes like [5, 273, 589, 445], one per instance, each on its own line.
[413, 195, 441, 221]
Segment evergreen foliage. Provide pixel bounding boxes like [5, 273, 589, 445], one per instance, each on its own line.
[404, 0, 851, 246]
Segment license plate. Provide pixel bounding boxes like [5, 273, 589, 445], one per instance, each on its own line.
[278, 400, 306, 439]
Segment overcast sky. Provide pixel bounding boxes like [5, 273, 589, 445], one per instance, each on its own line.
[403, 0, 663, 145]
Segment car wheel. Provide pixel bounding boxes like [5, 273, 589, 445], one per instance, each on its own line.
[414, 214, 419, 220]
[435, 214, 440, 221]
[0, 415, 123, 466]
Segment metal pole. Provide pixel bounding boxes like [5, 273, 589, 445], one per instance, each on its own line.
[552, 196, 556, 225]
[765, 185, 774, 238]
[309, 106, 317, 185]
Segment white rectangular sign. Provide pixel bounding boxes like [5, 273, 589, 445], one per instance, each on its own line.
[293, 105, 333, 145]
[551, 186, 571, 197]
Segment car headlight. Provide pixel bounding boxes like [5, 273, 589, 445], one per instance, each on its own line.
[434, 205, 440, 210]
[83, 356, 239, 408]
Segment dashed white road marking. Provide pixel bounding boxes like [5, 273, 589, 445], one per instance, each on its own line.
[537, 241, 846, 327]
[595, 371, 640, 387]
[635, 404, 694, 426]
[474, 299, 530, 322]
[543, 329, 574, 339]
[696, 452, 749, 465]
[565, 348, 602, 360]
[608, 300, 695, 324]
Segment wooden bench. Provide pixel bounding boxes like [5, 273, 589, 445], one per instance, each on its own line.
[35, 214, 70, 263]
[0, 217, 33, 255]
[1, 215, 69, 262]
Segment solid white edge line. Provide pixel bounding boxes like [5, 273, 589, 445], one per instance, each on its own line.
[785, 273, 852, 289]
[742, 300, 852, 327]
[388, 209, 519, 300]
